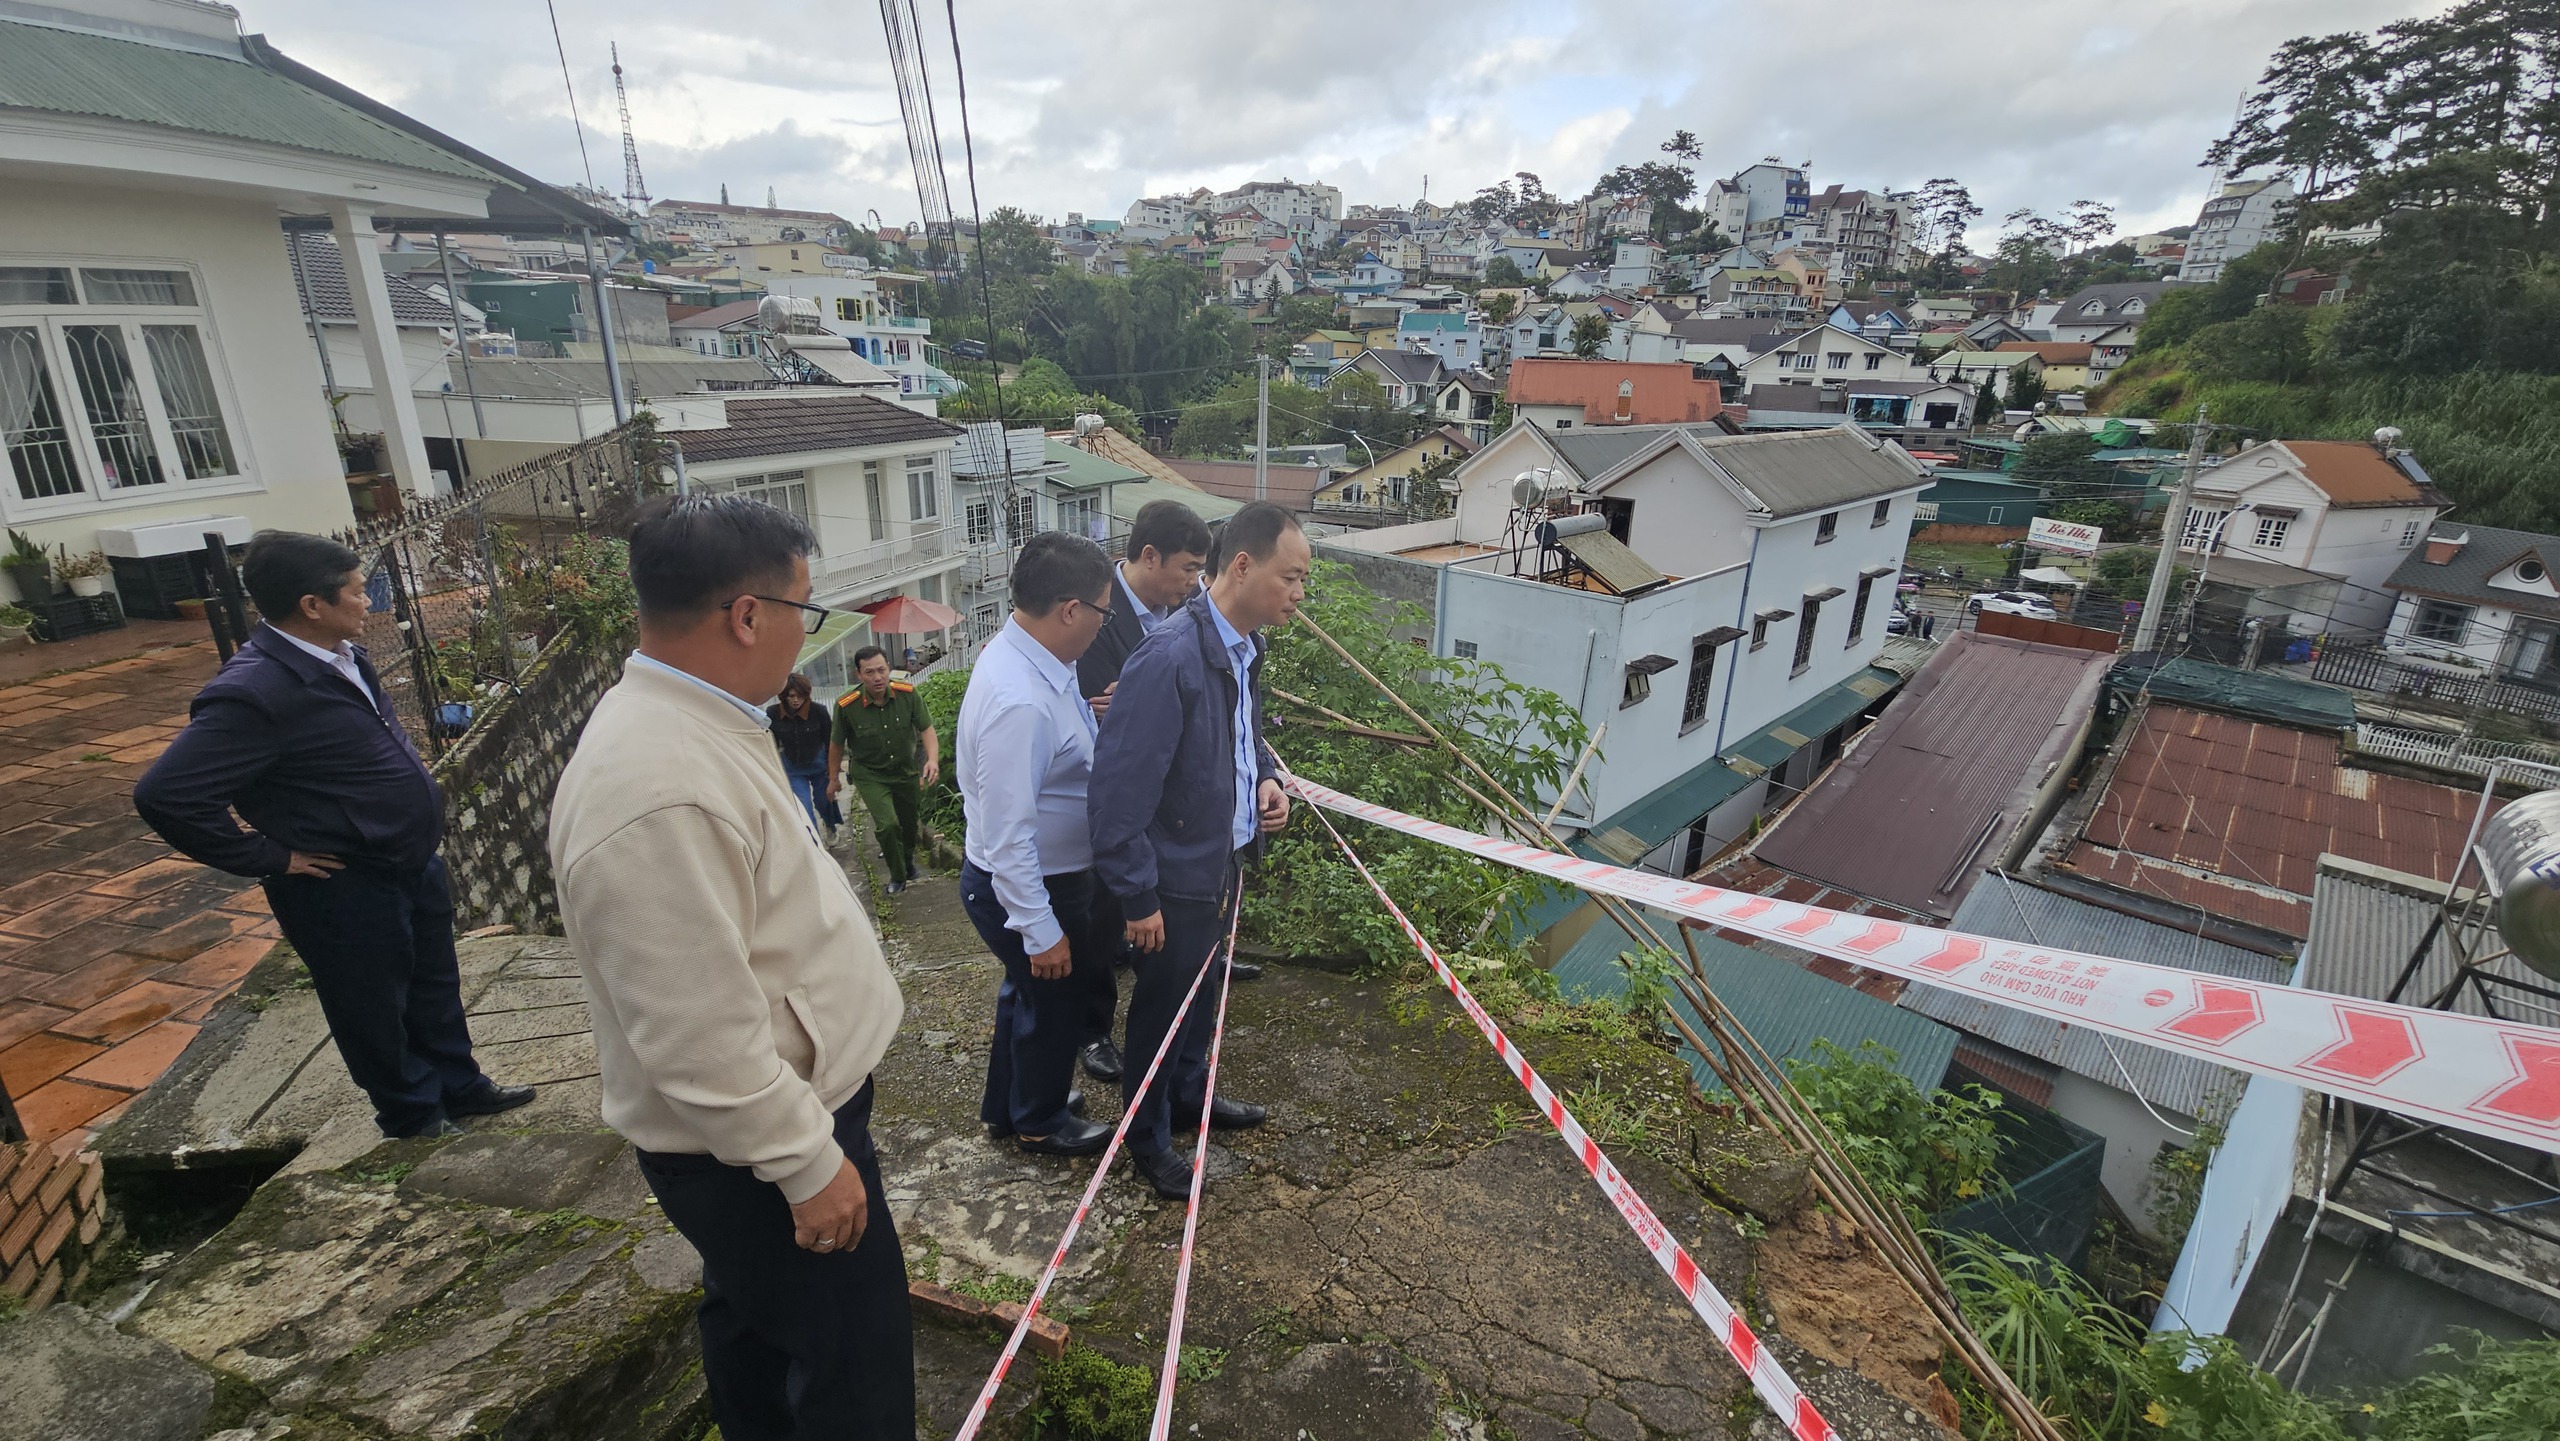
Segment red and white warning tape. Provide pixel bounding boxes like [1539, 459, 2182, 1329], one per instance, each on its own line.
[949, 891, 1246, 1441]
[1149, 901, 1240, 1439]
[1285, 775, 2560, 1156]
[1290, 765, 1839, 1441]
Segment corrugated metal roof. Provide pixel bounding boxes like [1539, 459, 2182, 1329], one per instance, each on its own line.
[432, 356, 776, 402]
[1556, 528, 1665, 594]
[0, 19, 492, 181]
[1898, 880, 2290, 1117]
[1044, 438, 1147, 493]
[1755, 632, 2116, 918]
[1554, 912, 1957, 1094]
[1696, 425, 1929, 519]
[2299, 858, 2553, 1018]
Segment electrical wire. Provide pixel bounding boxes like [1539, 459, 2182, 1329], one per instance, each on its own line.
[1998, 871, 2198, 1138]
[543, 0, 595, 192]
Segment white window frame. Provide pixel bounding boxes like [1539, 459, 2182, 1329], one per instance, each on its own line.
[905, 453, 942, 520]
[2253, 513, 2290, 549]
[0, 257, 256, 523]
[2181, 506, 2230, 552]
[2400, 519, 2422, 548]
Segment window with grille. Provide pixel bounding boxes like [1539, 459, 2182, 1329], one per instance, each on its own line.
[0, 262, 240, 509]
[2181, 507, 2228, 551]
[1815, 511, 1839, 544]
[2412, 599, 2473, 645]
[1681, 636, 1717, 732]
[1007, 491, 1038, 542]
[1793, 596, 1821, 675]
[1871, 498, 1891, 527]
[698, 470, 816, 551]
[1848, 575, 1874, 644]
[863, 461, 887, 541]
[2253, 514, 2290, 549]
[966, 499, 996, 545]
[2400, 519, 2422, 548]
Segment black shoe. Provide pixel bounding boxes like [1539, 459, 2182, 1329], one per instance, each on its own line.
[1129, 1146, 1194, 1200]
[908, 861, 923, 881]
[445, 1082, 536, 1118]
[990, 1090, 1087, 1141]
[1068, 1088, 1087, 1117]
[1080, 1040, 1124, 1083]
[885, 879, 906, 895]
[1176, 1096, 1268, 1132]
[1227, 960, 1263, 982]
[1017, 1116, 1111, 1157]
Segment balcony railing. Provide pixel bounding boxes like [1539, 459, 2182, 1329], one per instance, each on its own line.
[811, 521, 957, 598]
[877, 314, 930, 330]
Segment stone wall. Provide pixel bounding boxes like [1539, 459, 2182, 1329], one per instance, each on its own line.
[0, 1140, 110, 1313]
[435, 630, 628, 934]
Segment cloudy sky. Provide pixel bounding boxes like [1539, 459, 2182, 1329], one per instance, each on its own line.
[244, 0, 2441, 244]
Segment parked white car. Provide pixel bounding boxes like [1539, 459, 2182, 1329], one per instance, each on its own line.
[1967, 590, 2059, 620]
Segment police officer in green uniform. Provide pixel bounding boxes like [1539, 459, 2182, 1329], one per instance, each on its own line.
[829, 645, 940, 894]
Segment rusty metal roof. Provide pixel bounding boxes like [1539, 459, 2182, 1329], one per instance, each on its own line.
[2064, 703, 2500, 939]
[1751, 631, 2117, 919]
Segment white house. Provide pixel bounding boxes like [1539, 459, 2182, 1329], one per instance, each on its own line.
[2044, 282, 2169, 344]
[1320, 423, 1926, 869]
[2376, 523, 2560, 687]
[2179, 436, 2447, 634]
[2178, 177, 2293, 284]
[1606, 239, 1663, 290]
[759, 272, 957, 399]
[0, 0, 626, 580]
[1738, 324, 1917, 389]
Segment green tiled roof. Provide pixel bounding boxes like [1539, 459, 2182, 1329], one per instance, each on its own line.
[1553, 911, 1957, 1094]
[0, 20, 496, 181]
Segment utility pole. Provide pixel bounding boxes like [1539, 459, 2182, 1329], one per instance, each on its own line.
[2132, 404, 2208, 653]
[1254, 353, 1271, 503]
[582, 227, 631, 424]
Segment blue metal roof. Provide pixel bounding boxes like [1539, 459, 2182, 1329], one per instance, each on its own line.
[1553, 910, 1957, 1094]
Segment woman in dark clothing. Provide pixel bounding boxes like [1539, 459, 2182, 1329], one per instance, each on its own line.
[768, 673, 837, 836]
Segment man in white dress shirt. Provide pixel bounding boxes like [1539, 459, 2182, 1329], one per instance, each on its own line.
[958, 532, 1122, 1156]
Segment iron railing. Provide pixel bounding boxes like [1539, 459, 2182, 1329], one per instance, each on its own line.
[2315, 642, 2560, 724]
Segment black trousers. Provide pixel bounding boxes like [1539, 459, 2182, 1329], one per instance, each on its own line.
[262, 855, 487, 1137]
[1120, 861, 1240, 1157]
[637, 1081, 914, 1441]
[961, 864, 1119, 1136]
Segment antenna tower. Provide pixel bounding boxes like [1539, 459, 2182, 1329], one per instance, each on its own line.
[611, 43, 649, 216]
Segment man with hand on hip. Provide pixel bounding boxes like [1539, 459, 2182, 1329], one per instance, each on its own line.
[550, 496, 910, 1440]
[831, 646, 938, 894]
[959, 532, 1122, 1158]
[134, 530, 527, 1140]
[1088, 501, 1307, 1200]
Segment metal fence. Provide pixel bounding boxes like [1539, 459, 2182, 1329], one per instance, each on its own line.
[2315, 642, 2560, 724]
[2354, 722, 2560, 787]
[336, 419, 668, 758]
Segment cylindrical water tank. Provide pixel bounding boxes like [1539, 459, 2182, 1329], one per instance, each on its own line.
[1536, 511, 1609, 548]
[2479, 790, 2560, 980]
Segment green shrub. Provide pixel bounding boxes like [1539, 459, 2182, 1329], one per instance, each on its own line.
[1785, 1039, 2005, 1219]
[1030, 1345, 1156, 1441]
[2367, 1334, 2560, 1441]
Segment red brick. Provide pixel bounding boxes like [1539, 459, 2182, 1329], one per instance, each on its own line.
[66, 1022, 198, 1093]
[3, 1254, 34, 1299]
[120, 912, 253, 964]
[83, 724, 171, 749]
[86, 856, 208, 900]
[0, 1000, 72, 1051]
[0, 891, 124, 941]
[215, 886, 272, 917]
[0, 1195, 40, 1265]
[76, 1209, 101, 1246]
[20, 953, 168, 1012]
[0, 870, 94, 918]
[11, 1079, 122, 1144]
[24, 1258, 61, 1311]
[3, 1144, 45, 1204]
[30, 1203, 73, 1268]
[61, 837, 172, 879]
[33, 1150, 75, 1213]
[157, 935, 274, 990]
[0, 1144, 17, 1194]
[53, 981, 198, 1045]
[0, 1033, 106, 1096]
[74, 1154, 100, 1210]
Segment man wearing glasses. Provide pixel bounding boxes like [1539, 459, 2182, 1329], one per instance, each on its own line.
[552, 496, 912, 1439]
[957, 532, 1121, 1157]
[830, 646, 940, 894]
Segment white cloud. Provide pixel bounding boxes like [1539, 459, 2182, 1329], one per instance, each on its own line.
[238, 0, 2451, 237]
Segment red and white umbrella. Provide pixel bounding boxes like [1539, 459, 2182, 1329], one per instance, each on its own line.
[856, 594, 963, 634]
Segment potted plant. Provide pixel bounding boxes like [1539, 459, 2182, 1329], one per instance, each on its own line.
[2, 528, 49, 603]
[55, 546, 110, 599]
[0, 603, 31, 644]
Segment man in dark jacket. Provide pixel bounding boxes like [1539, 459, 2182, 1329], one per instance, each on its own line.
[133, 531, 528, 1139]
[1088, 501, 1307, 1200]
[1069, 498, 1222, 1086]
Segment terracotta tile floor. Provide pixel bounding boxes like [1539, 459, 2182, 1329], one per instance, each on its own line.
[0, 641, 280, 1157]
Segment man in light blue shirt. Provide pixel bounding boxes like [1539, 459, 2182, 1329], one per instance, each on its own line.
[957, 533, 1123, 1157]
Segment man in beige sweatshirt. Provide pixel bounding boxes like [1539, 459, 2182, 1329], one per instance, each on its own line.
[550, 494, 909, 1440]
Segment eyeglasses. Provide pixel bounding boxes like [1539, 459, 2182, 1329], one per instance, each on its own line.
[1078, 595, 1117, 625]
[721, 594, 833, 635]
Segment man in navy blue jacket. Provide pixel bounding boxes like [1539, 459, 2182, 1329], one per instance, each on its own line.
[134, 532, 528, 1138]
[1088, 501, 1308, 1199]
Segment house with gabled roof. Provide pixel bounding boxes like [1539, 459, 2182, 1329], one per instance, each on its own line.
[2180, 436, 2448, 633]
[1318, 423, 1931, 875]
[1505, 358, 1724, 432]
[1332, 347, 1448, 409]
[2043, 281, 2172, 343]
[2377, 522, 2560, 688]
